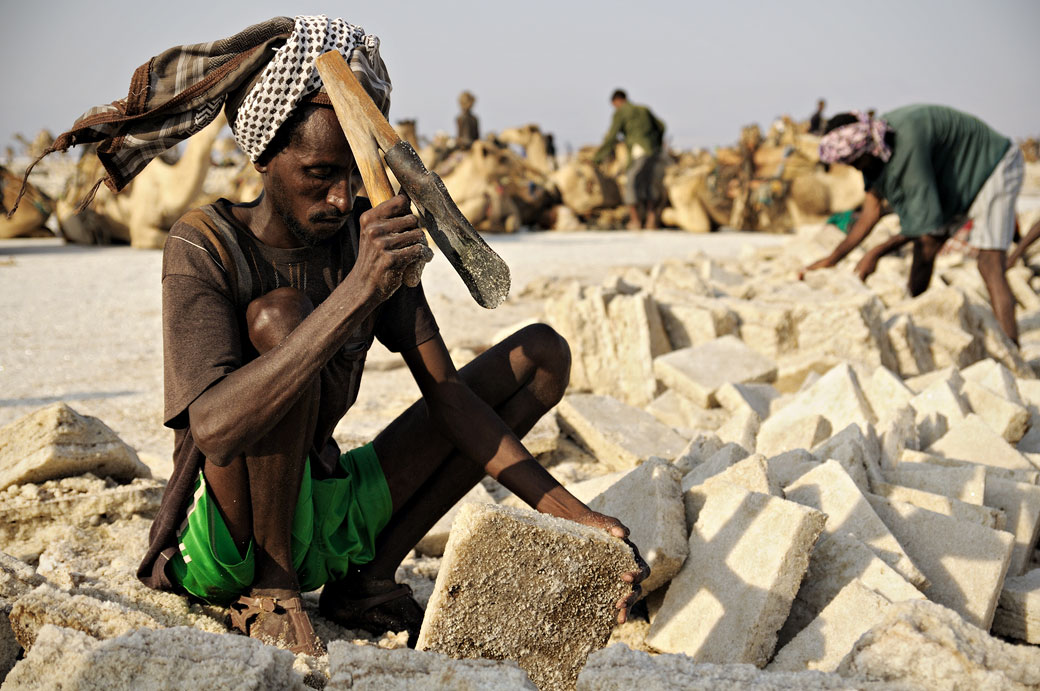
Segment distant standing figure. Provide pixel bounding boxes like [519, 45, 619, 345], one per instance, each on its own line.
[545, 133, 557, 171]
[456, 90, 480, 148]
[593, 89, 666, 230]
[809, 99, 827, 135]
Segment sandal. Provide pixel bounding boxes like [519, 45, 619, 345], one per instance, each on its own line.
[319, 578, 425, 647]
[228, 594, 325, 657]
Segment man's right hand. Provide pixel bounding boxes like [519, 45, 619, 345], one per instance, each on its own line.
[354, 194, 431, 303]
[855, 250, 881, 281]
[798, 256, 833, 280]
[572, 510, 651, 624]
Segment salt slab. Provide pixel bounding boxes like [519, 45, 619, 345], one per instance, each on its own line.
[417, 503, 636, 691]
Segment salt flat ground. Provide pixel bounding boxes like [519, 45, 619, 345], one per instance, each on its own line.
[0, 230, 784, 478]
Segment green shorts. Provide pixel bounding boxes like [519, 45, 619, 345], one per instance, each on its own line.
[167, 443, 392, 605]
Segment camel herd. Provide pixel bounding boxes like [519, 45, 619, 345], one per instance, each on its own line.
[0, 113, 931, 248]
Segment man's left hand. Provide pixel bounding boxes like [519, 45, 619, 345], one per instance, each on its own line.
[573, 510, 651, 624]
[855, 250, 880, 282]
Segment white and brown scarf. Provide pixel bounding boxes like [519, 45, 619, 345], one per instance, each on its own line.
[9, 15, 390, 216]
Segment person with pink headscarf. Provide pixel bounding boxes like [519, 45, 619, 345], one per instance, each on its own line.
[802, 105, 1024, 344]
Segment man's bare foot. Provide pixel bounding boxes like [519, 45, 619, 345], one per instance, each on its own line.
[319, 576, 425, 647]
[228, 588, 324, 657]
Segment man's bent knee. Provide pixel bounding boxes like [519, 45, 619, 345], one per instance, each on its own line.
[516, 323, 571, 397]
[246, 287, 314, 354]
[977, 249, 1008, 278]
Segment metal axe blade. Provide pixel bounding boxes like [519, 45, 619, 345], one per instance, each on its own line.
[314, 51, 510, 309]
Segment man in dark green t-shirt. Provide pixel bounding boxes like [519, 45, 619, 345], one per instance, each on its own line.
[593, 89, 667, 230]
[802, 105, 1025, 343]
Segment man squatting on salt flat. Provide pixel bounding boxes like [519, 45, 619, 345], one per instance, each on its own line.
[23, 16, 647, 656]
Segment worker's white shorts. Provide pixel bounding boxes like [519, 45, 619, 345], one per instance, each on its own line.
[965, 145, 1024, 251]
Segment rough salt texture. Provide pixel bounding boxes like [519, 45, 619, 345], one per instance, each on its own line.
[683, 453, 776, 529]
[715, 381, 779, 419]
[586, 458, 687, 593]
[883, 464, 984, 505]
[810, 423, 881, 492]
[872, 482, 1005, 530]
[415, 482, 496, 557]
[0, 552, 44, 683]
[9, 583, 161, 650]
[26, 517, 227, 634]
[776, 533, 925, 650]
[557, 393, 688, 471]
[984, 476, 1040, 578]
[992, 567, 1040, 643]
[577, 643, 888, 690]
[652, 336, 777, 408]
[770, 580, 891, 673]
[836, 600, 1040, 690]
[417, 503, 636, 691]
[961, 359, 1026, 405]
[765, 450, 819, 489]
[767, 364, 877, 442]
[715, 407, 760, 451]
[926, 413, 1037, 473]
[646, 482, 826, 666]
[327, 641, 536, 690]
[0, 475, 163, 562]
[756, 414, 832, 459]
[783, 461, 927, 588]
[960, 380, 1030, 443]
[866, 494, 1013, 629]
[672, 433, 725, 474]
[4, 624, 305, 690]
[874, 405, 919, 470]
[0, 403, 151, 490]
[898, 449, 1039, 485]
[606, 291, 670, 407]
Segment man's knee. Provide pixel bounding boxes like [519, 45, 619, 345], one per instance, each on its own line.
[516, 323, 571, 395]
[246, 287, 314, 354]
[977, 249, 1008, 280]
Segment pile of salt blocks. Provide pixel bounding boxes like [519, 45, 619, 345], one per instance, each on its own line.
[7, 222, 1040, 689]
[409, 225, 1040, 688]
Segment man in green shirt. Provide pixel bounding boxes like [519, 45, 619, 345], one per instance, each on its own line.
[593, 89, 666, 230]
[802, 105, 1025, 344]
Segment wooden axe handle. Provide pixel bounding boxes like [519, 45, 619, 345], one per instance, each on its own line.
[314, 51, 400, 206]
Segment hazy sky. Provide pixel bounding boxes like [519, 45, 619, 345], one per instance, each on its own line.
[2, 0, 1037, 154]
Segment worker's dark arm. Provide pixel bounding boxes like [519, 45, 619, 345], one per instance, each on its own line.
[188, 195, 428, 465]
[401, 334, 648, 622]
[800, 191, 884, 278]
[1007, 219, 1040, 268]
[854, 234, 912, 281]
[593, 110, 624, 165]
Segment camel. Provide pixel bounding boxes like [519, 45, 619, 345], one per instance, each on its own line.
[0, 166, 53, 239]
[13, 130, 55, 160]
[549, 147, 623, 218]
[395, 119, 420, 151]
[498, 124, 555, 176]
[662, 164, 712, 233]
[57, 112, 228, 248]
[438, 140, 530, 232]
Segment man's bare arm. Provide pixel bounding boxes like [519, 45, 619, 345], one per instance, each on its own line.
[401, 335, 649, 622]
[800, 191, 883, 277]
[188, 195, 427, 465]
[854, 234, 912, 281]
[1008, 219, 1040, 268]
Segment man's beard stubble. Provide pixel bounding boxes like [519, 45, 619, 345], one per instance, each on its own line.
[268, 186, 347, 248]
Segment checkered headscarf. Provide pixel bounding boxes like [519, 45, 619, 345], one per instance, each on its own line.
[818, 112, 892, 165]
[230, 15, 391, 162]
[8, 15, 391, 217]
